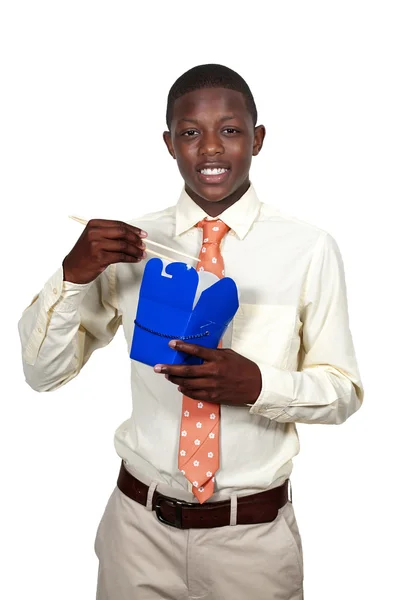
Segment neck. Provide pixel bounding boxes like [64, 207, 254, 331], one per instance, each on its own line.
[185, 178, 250, 217]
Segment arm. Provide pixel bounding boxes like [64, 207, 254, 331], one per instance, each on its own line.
[18, 265, 121, 392]
[152, 232, 363, 426]
[18, 218, 147, 392]
[250, 232, 364, 424]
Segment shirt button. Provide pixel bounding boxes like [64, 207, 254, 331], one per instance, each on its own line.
[53, 288, 58, 294]
[38, 327, 43, 333]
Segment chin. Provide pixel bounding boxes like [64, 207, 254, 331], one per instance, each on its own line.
[193, 184, 234, 203]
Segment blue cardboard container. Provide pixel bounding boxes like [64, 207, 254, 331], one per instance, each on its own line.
[130, 258, 239, 367]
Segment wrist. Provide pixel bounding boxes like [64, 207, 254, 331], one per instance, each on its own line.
[62, 257, 74, 282]
[62, 257, 87, 284]
[249, 363, 262, 404]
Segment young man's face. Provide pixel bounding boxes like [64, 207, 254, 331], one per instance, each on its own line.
[164, 88, 265, 209]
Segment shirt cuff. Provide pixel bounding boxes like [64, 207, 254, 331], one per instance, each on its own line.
[46, 268, 93, 313]
[54, 278, 93, 312]
[22, 268, 93, 365]
[248, 363, 294, 421]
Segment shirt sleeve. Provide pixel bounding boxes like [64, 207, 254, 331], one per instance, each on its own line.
[250, 232, 364, 424]
[17, 264, 121, 392]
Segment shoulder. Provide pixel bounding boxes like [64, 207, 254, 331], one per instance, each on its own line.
[258, 202, 330, 236]
[257, 202, 337, 252]
[126, 205, 176, 227]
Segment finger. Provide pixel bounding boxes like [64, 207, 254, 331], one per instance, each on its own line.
[87, 228, 146, 255]
[97, 239, 146, 260]
[154, 363, 211, 377]
[87, 219, 147, 238]
[168, 340, 220, 360]
[179, 388, 219, 403]
[100, 228, 146, 246]
[98, 251, 145, 265]
[167, 376, 214, 390]
[88, 226, 145, 245]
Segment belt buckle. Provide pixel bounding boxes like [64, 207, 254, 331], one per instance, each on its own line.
[155, 493, 198, 529]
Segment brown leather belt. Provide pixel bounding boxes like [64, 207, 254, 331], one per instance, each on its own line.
[117, 460, 289, 529]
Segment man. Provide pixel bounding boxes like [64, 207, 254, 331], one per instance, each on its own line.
[18, 63, 364, 599]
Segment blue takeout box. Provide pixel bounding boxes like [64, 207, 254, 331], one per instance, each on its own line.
[130, 258, 239, 367]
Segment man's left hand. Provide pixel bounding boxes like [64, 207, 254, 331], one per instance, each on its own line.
[154, 340, 262, 406]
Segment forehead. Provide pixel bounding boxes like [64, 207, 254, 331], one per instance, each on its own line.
[172, 87, 250, 124]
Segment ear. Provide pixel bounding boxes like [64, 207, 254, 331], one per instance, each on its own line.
[163, 131, 176, 159]
[252, 125, 266, 156]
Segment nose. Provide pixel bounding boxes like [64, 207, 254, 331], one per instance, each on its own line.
[198, 131, 224, 157]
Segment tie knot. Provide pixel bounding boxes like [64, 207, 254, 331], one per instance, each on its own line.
[196, 219, 230, 244]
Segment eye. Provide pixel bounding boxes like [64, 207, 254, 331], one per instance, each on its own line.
[181, 129, 199, 136]
[223, 127, 239, 134]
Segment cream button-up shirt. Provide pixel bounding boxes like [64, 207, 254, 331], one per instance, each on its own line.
[18, 184, 363, 498]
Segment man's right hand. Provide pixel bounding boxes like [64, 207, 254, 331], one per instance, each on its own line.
[62, 219, 148, 284]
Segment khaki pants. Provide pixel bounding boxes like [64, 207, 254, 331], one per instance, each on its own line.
[94, 476, 304, 600]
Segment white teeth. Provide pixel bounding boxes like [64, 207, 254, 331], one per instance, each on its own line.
[200, 168, 228, 175]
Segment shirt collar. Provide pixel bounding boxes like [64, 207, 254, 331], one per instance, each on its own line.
[175, 182, 262, 240]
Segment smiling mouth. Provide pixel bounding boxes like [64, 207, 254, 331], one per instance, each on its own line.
[196, 167, 231, 184]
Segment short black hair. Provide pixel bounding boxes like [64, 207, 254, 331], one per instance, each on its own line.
[166, 63, 257, 130]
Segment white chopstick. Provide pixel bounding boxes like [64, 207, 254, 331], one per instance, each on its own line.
[68, 215, 200, 263]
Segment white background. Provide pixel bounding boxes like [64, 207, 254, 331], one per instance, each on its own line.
[1, 1, 397, 598]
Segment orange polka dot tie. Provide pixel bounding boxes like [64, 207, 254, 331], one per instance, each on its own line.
[178, 218, 230, 503]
